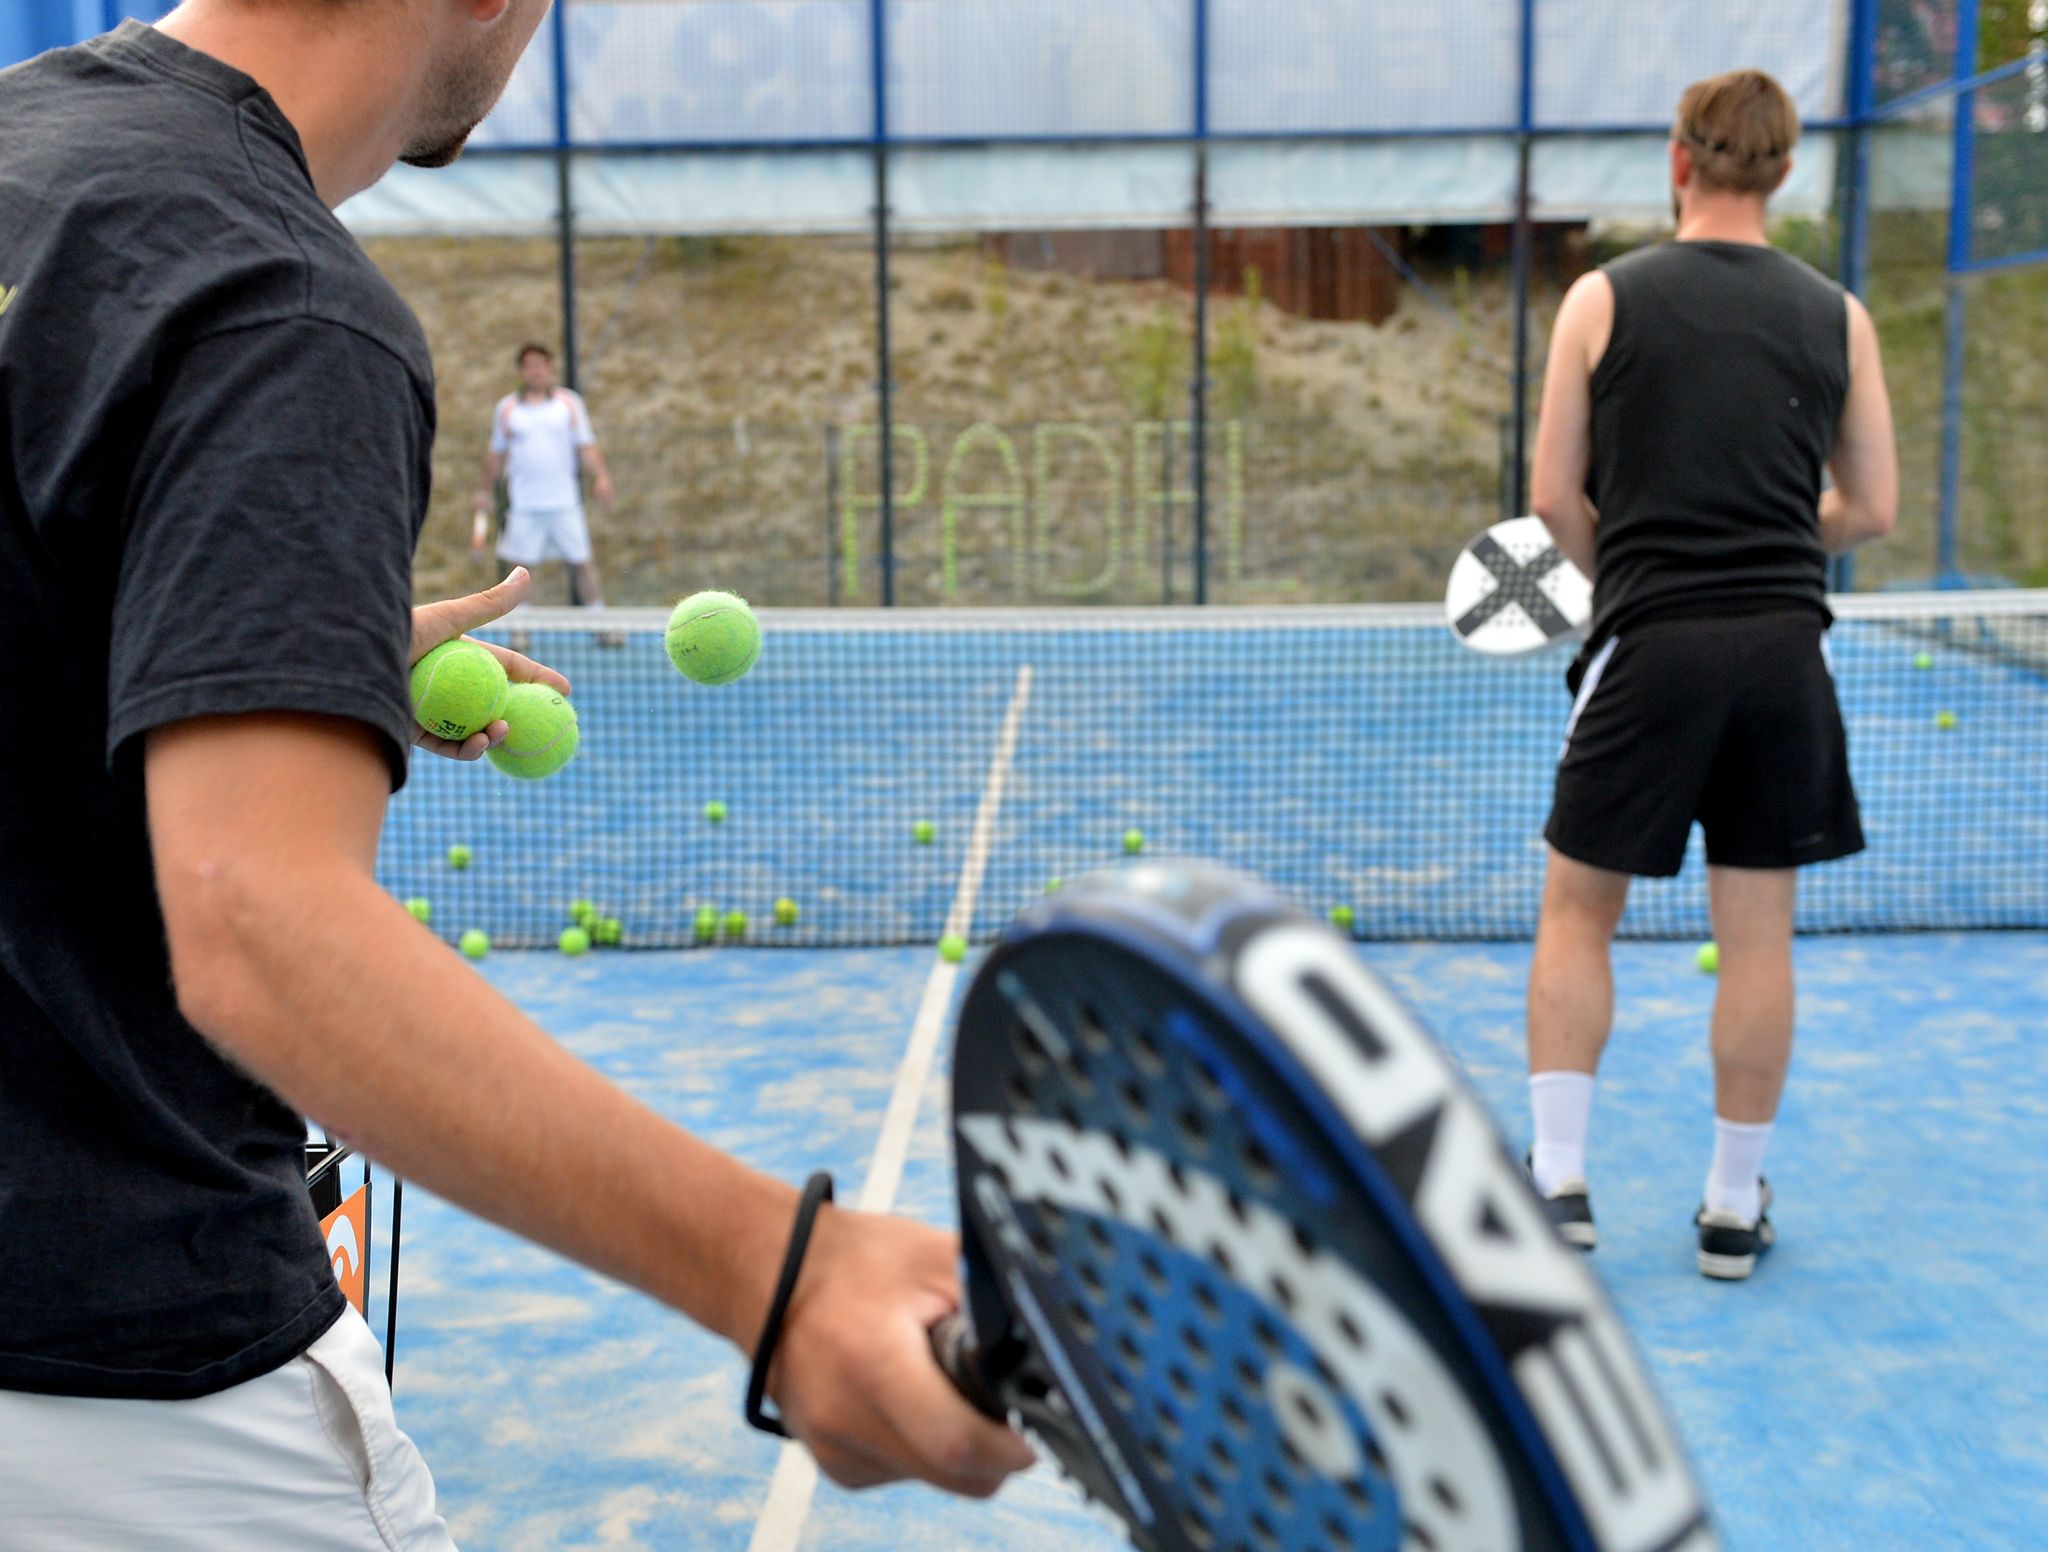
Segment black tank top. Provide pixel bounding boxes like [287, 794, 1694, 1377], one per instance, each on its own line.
[1583, 241, 1848, 650]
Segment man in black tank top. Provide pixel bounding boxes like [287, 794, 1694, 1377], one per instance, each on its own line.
[1519, 71, 1899, 1280]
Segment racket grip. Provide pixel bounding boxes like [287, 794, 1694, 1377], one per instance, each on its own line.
[929, 1313, 1005, 1419]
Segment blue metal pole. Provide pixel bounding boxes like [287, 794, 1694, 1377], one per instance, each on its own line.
[1935, 0, 1981, 583]
[1507, 0, 1536, 516]
[550, 0, 578, 390]
[1190, 0, 1211, 603]
[868, 0, 895, 605]
[1832, 0, 1880, 592]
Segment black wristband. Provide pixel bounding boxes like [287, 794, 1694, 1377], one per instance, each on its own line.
[744, 1170, 836, 1438]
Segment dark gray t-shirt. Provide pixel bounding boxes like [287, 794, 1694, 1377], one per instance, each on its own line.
[0, 22, 434, 1398]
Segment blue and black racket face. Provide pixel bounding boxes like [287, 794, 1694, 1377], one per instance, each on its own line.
[945, 864, 1715, 1552]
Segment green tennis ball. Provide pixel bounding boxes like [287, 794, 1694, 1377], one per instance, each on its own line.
[1122, 828, 1146, 855]
[404, 898, 432, 924]
[487, 683, 579, 779]
[569, 899, 596, 927]
[1696, 941, 1719, 975]
[704, 800, 728, 824]
[913, 819, 936, 845]
[693, 906, 719, 943]
[1329, 904, 1355, 932]
[1045, 877, 1064, 894]
[459, 929, 490, 960]
[723, 910, 748, 939]
[938, 933, 967, 964]
[1935, 710, 1958, 731]
[446, 844, 473, 870]
[774, 897, 800, 927]
[665, 590, 761, 685]
[410, 640, 509, 742]
[559, 926, 590, 957]
[1913, 651, 1935, 670]
[594, 917, 623, 947]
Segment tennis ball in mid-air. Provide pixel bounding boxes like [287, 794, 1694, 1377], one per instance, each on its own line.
[559, 927, 590, 957]
[459, 929, 490, 960]
[665, 590, 761, 685]
[1696, 941, 1719, 975]
[913, 819, 936, 845]
[1935, 710, 1958, 731]
[1122, 829, 1146, 855]
[487, 683, 579, 779]
[723, 910, 749, 940]
[404, 898, 432, 923]
[774, 897, 800, 927]
[1329, 904, 1355, 932]
[694, 906, 719, 943]
[1913, 651, 1935, 670]
[704, 800, 728, 824]
[410, 640, 509, 742]
[594, 917, 623, 946]
[446, 844, 473, 870]
[938, 934, 967, 964]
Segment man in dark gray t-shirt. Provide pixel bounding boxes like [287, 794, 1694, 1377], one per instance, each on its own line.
[0, 4, 1028, 1543]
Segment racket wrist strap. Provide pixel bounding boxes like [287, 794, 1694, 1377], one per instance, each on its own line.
[744, 1169, 835, 1438]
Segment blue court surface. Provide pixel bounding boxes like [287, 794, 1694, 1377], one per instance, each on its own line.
[363, 931, 2048, 1552]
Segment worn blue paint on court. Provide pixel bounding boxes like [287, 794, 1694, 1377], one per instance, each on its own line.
[376, 934, 2048, 1551]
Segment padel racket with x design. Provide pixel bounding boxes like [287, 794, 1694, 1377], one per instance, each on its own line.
[932, 864, 1715, 1552]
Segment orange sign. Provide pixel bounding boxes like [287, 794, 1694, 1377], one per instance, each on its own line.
[321, 1182, 370, 1316]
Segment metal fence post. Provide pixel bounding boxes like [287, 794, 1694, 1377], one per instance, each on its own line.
[1507, 0, 1536, 519]
[869, 0, 896, 605]
[1189, 0, 1212, 604]
[1832, 0, 1879, 593]
[1936, 0, 1983, 583]
[551, 0, 579, 391]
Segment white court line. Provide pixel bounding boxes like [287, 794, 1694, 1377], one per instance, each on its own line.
[746, 663, 1035, 1552]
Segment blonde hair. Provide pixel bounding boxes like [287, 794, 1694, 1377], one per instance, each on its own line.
[1674, 69, 1799, 197]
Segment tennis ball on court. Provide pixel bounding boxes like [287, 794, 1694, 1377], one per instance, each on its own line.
[1329, 904, 1355, 932]
[1696, 941, 1720, 975]
[704, 800, 728, 824]
[404, 898, 432, 924]
[938, 933, 967, 964]
[559, 926, 590, 957]
[694, 906, 719, 943]
[1914, 651, 1935, 670]
[594, 917, 623, 947]
[723, 910, 749, 940]
[459, 929, 490, 960]
[1122, 828, 1146, 855]
[1935, 710, 1958, 731]
[664, 590, 761, 685]
[487, 683, 579, 779]
[569, 899, 596, 927]
[409, 640, 509, 742]
[1045, 877, 1064, 894]
[446, 844, 473, 870]
[913, 819, 936, 845]
[774, 897, 800, 927]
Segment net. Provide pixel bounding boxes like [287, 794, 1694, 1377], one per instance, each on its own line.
[376, 591, 2048, 947]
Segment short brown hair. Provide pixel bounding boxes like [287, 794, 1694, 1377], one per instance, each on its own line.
[516, 342, 553, 367]
[1674, 70, 1799, 197]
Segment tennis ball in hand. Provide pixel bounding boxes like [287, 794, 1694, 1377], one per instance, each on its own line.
[459, 929, 490, 960]
[487, 683, 579, 779]
[446, 844, 473, 870]
[774, 897, 800, 927]
[1329, 904, 1356, 932]
[1935, 710, 1958, 731]
[913, 819, 936, 845]
[410, 640, 509, 742]
[704, 800, 728, 824]
[694, 906, 719, 943]
[594, 917, 623, 947]
[665, 590, 761, 685]
[1122, 829, 1146, 855]
[938, 933, 967, 964]
[404, 898, 432, 923]
[1696, 941, 1719, 975]
[559, 927, 590, 957]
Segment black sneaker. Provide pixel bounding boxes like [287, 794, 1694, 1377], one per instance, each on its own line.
[1695, 1179, 1775, 1281]
[1527, 1153, 1596, 1251]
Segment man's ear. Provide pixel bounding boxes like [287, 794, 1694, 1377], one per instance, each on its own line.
[470, 0, 513, 25]
[1669, 139, 1692, 191]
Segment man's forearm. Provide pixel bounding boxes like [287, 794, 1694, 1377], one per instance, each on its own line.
[1535, 496, 1599, 579]
[192, 862, 793, 1350]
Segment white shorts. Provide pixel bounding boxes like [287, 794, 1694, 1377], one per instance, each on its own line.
[498, 502, 593, 567]
[0, 1308, 456, 1551]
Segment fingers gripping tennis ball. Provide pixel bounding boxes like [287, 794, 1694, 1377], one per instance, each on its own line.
[487, 683, 580, 779]
[938, 933, 968, 964]
[446, 844, 473, 870]
[459, 929, 490, 960]
[1122, 828, 1146, 855]
[1696, 941, 1720, 975]
[664, 590, 761, 685]
[559, 927, 590, 957]
[410, 640, 509, 742]
[774, 897, 800, 927]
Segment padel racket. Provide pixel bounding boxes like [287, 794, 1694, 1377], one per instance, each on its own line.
[932, 863, 1714, 1552]
[1445, 516, 1591, 656]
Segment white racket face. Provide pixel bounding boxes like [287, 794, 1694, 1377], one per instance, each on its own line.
[1445, 516, 1592, 657]
[950, 865, 1716, 1552]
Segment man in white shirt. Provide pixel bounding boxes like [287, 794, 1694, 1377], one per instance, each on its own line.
[473, 342, 616, 609]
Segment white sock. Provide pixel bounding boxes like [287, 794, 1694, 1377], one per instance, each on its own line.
[1529, 1071, 1596, 1195]
[1704, 1117, 1773, 1222]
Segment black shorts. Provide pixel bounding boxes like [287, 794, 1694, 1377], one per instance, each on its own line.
[1545, 610, 1865, 878]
